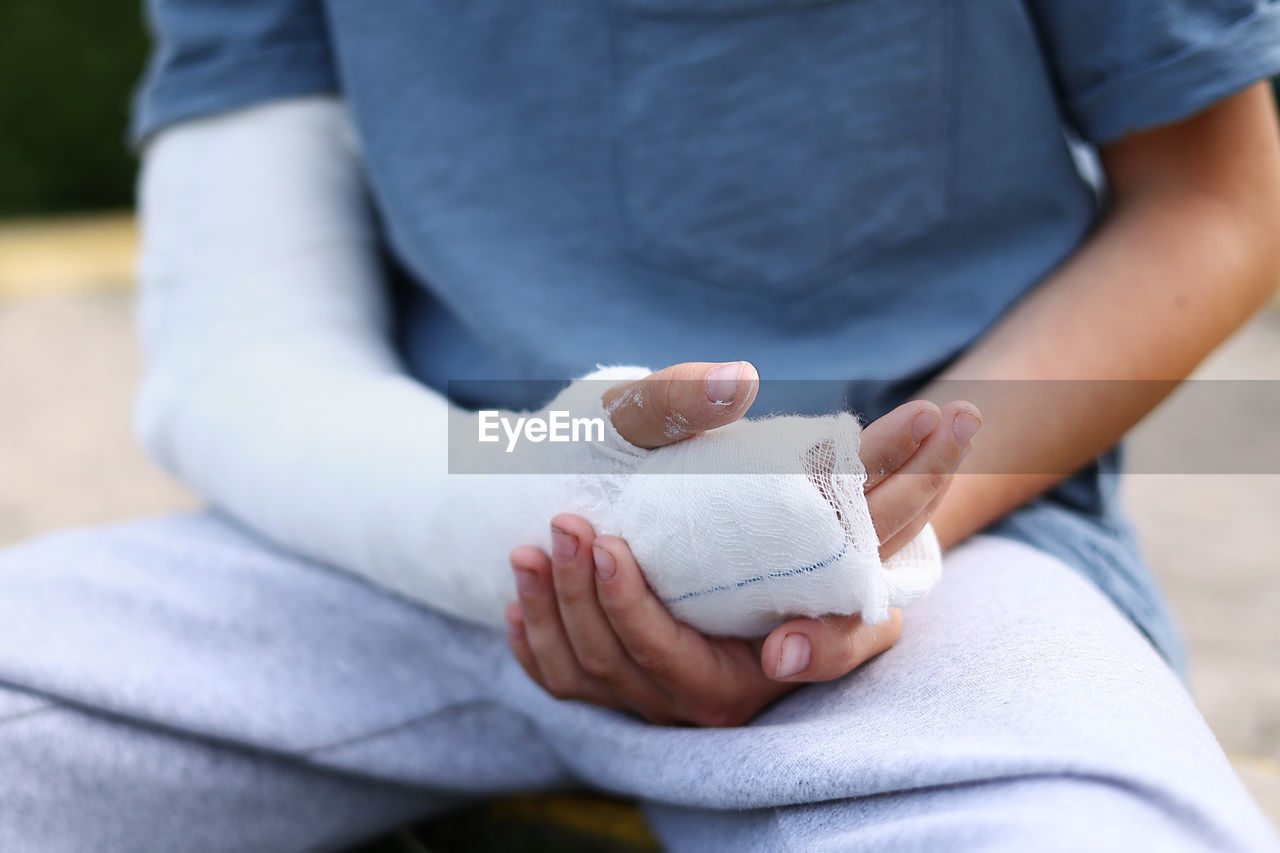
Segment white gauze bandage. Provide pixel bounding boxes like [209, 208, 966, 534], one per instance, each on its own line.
[455, 366, 943, 637]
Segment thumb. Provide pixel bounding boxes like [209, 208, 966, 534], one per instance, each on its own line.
[604, 361, 759, 449]
[761, 609, 903, 682]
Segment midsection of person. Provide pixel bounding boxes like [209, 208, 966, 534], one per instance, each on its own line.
[320, 0, 1178, 662]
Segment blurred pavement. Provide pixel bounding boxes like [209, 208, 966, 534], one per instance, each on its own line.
[0, 213, 1276, 832]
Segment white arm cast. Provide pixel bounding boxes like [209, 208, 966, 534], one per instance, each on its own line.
[136, 96, 940, 637]
[139, 97, 664, 626]
[138, 97, 499, 611]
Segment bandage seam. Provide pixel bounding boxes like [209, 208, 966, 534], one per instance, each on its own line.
[660, 538, 852, 605]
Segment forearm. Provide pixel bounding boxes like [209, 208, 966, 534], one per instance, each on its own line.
[925, 85, 1280, 548]
[137, 100, 615, 625]
[137, 98, 470, 602]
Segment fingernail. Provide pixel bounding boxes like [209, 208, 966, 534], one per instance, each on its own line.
[953, 411, 981, 447]
[706, 362, 744, 406]
[515, 568, 538, 596]
[593, 544, 617, 581]
[551, 525, 577, 564]
[911, 410, 940, 444]
[775, 633, 811, 678]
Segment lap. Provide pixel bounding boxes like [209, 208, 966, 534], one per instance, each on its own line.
[0, 512, 567, 790]
[645, 775, 1247, 853]
[0, 513, 1273, 851]
[526, 536, 1273, 850]
[0, 687, 458, 852]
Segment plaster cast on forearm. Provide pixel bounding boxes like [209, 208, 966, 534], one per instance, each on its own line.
[135, 97, 941, 638]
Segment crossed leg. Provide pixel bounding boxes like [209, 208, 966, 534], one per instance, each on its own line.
[0, 514, 1273, 852]
[515, 536, 1276, 852]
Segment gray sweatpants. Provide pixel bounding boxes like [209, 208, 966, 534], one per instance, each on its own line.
[0, 512, 1274, 852]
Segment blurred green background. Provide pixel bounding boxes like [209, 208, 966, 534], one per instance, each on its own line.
[2, 3, 1279, 219]
[0, 2, 148, 217]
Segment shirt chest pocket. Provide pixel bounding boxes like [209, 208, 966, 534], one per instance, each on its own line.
[610, 0, 952, 299]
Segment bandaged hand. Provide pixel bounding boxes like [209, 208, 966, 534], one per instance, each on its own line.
[493, 362, 966, 635]
[505, 361, 981, 725]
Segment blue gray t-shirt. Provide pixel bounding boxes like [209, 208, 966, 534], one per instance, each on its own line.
[133, 0, 1280, 673]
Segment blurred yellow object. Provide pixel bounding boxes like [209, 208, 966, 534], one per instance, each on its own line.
[0, 212, 137, 298]
[482, 793, 661, 850]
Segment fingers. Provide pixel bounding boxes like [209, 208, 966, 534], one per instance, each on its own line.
[505, 602, 554, 693]
[604, 361, 759, 449]
[592, 535, 712, 686]
[546, 514, 670, 708]
[760, 609, 903, 682]
[859, 400, 942, 490]
[592, 535, 793, 726]
[509, 519, 677, 721]
[866, 401, 981, 551]
[512, 521, 809, 727]
[507, 545, 614, 705]
[877, 483, 947, 558]
[547, 514, 612, 649]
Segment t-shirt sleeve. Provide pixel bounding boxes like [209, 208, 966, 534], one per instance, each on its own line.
[130, 0, 338, 145]
[1026, 0, 1280, 144]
